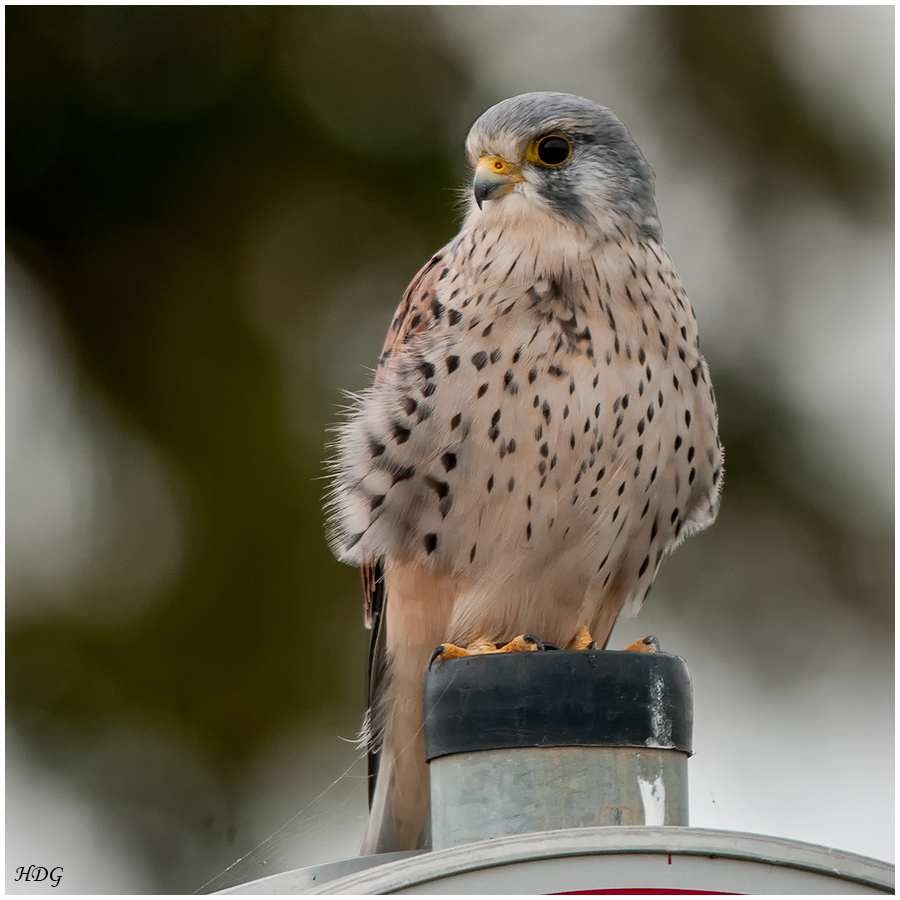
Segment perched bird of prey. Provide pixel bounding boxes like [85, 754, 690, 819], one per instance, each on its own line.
[327, 92, 722, 854]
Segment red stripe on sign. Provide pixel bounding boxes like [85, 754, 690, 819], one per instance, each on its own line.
[553, 891, 740, 895]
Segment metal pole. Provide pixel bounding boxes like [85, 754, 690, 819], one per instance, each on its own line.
[423, 650, 693, 850]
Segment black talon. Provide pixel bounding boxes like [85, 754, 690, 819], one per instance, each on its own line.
[522, 634, 545, 651]
[642, 635, 660, 652]
[587, 641, 597, 650]
[429, 645, 447, 666]
[541, 642, 560, 651]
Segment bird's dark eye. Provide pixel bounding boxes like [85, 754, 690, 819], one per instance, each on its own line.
[535, 134, 571, 167]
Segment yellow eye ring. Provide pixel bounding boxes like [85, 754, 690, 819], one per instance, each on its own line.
[527, 134, 572, 167]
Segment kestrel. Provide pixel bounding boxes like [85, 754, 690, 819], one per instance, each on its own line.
[326, 92, 723, 854]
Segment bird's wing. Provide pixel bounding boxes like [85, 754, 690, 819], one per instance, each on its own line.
[361, 558, 386, 806]
[361, 251, 446, 808]
[376, 253, 446, 369]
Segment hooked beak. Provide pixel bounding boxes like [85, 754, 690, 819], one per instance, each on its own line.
[473, 156, 524, 209]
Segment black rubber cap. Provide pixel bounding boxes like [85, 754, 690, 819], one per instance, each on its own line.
[423, 650, 692, 761]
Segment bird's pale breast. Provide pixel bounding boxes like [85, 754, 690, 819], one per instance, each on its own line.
[329, 225, 722, 638]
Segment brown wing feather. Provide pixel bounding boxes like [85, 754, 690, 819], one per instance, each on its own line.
[361, 558, 386, 806]
[362, 249, 446, 807]
[375, 252, 446, 378]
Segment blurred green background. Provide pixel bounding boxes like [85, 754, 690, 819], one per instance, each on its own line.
[6, 6, 893, 893]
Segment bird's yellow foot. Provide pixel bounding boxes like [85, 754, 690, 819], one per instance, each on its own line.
[497, 634, 544, 653]
[430, 634, 543, 665]
[570, 629, 660, 652]
[430, 643, 471, 663]
[622, 635, 660, 653]
[571, 626, 597, 651]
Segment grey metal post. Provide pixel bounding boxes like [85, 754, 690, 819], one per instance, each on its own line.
[219, 650, 895, 894]
[423, 649, 692, 851]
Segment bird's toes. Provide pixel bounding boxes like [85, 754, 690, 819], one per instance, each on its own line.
[429, 642, 471, 666]
[429, 635, 509, 665]
[571, 626, 597, 651]
[498, 634, 544, 652]
[622, 635, 660, 653]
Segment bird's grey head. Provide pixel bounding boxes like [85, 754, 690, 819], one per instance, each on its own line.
[465, 92, 660, 242]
